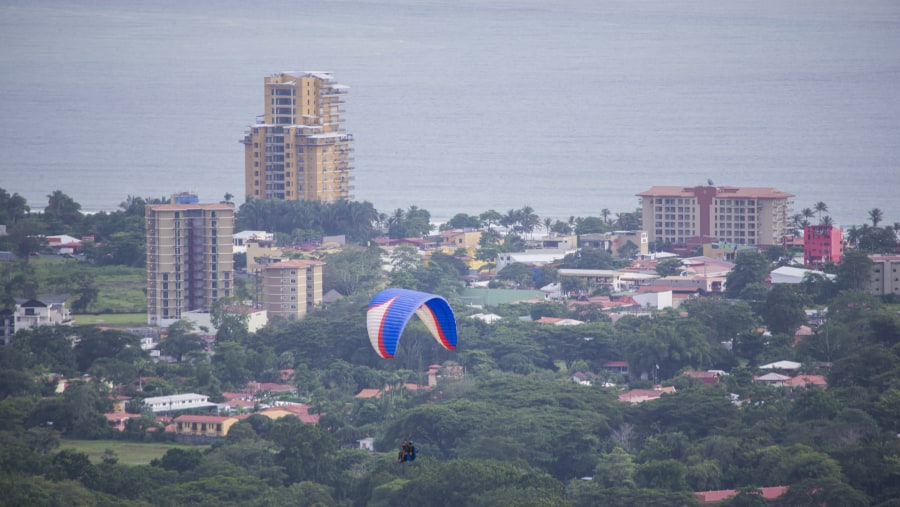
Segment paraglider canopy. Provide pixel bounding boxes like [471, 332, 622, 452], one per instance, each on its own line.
[366, 288, 458, 358]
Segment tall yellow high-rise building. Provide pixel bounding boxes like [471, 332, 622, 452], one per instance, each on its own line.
[242, 71, 354, 202]
[146, 196, 234, 326]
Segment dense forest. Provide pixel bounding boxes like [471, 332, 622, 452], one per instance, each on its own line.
[1, 189, 899, 506]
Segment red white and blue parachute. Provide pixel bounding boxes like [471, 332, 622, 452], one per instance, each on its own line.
[366, 288, 458, 359]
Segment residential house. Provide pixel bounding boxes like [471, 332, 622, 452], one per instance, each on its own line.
[13, 296, 72, 333]
[618, 385, 676, 403]
[785, 375, 827, 389]
[259, 402, 319, 424]
[754, 373, 791, 386]
[174, 414, 240, 444]
[702, 241, 757, 262]
[579, 231, 649, 257]
[105, 413, 135, 432]
[602, 361, 630, 378]
[245, 242, 284, 274]
[439, 229, 482, 250]
[527, 233, 578, 251]
[534, 316, 584, 326]
[232, 230, 274, 254]
[759, 360, 802, 371]
[495, 249, 573, 272]
[683, 370, 721, 385]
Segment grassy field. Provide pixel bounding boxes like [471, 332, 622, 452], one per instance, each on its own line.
[74, 313, 147, 328]
[59, 439, 207, 465]
[30, 258, 147, 314]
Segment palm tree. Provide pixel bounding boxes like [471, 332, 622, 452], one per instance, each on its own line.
[790, 213, 805, 233]
[45, 190, 81, 224]
[814, 201, 828, 223]
[601, 208, 611, 225]
[846, 225, 861, 248]
[501, 209, 520, 234]
[0, 190, 29, 224]
[801, 207, 815, 222]
[518, 206, 540, 239]
[868, 208, 883, 227]
[820, 215, 833, 226]
[543, 217, 552, 236]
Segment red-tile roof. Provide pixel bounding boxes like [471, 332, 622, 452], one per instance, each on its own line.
[785, 375, 827, 388]
[695, 486, 788, 504]
[618, 386, 676, 403]
[174, 415, 234, 423]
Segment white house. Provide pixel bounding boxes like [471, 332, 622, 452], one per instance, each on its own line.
[232, 230, 274, 253]
[13, 296, 73, 333]
[357, 437, 375, 451]
[632, 290, 673, 310]
[180, 306, 268, 335]
[496, 249, 574, 272]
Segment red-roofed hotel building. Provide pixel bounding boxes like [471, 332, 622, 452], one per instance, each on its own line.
[146, 196, 234, 326]
[637, 185, 794, 246]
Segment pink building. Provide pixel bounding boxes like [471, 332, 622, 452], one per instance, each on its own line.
[803, 225, 843, 267]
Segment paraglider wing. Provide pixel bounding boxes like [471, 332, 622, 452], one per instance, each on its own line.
[366, 288, 458, 358]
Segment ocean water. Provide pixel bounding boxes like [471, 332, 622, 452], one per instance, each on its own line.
[1, 0, 899, 227]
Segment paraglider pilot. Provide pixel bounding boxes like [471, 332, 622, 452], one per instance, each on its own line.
[398, 439, 416, 462]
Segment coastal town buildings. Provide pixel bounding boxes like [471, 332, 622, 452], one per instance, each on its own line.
[637, 185, 794, 246]
[242, 71, 354, 202]
[145, 195, 234, 326]
[803, 224, 843, 267]
[260, 259, 325, 321]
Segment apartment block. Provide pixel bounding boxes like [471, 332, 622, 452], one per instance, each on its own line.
[867, 255, 900, 297]
[146, 200, 234, 326]
[261, 259, 325, 321]
[803, 224, 843, 267]
[243, 71, 354, 202]
[637, 185, 794, 246]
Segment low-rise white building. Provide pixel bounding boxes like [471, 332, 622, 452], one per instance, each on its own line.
[142, 393, 217, 413]
[496, 249, 574, 272]
[770, 266, 834, 285]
